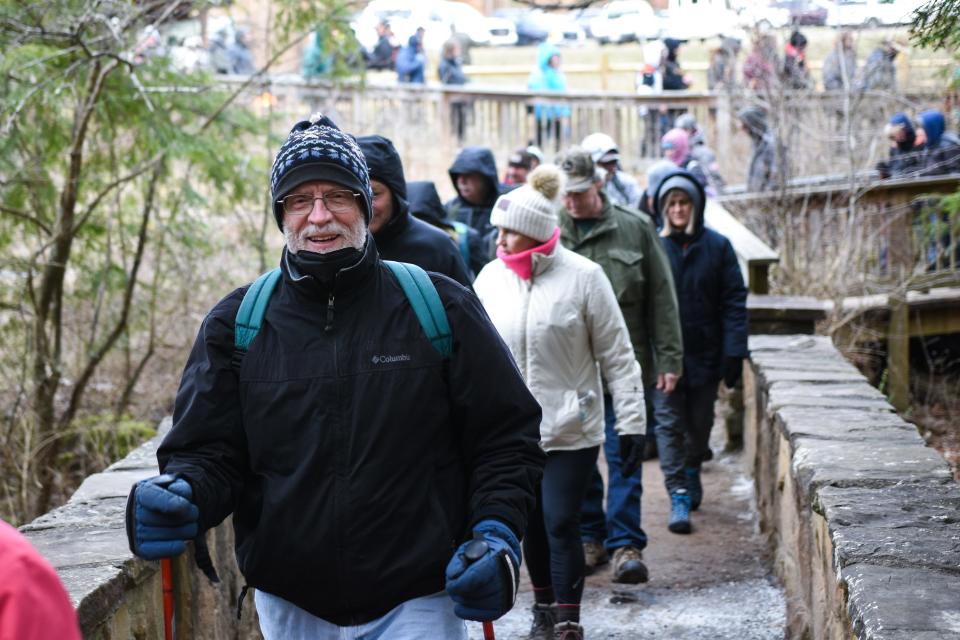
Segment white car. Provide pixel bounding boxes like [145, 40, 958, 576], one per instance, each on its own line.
[353, 0, 511, 51]
[659, 1, 745, 41]
[484, 16, 519, 47]
[590, 0, 661, 44]
[827, 0, 924, 28]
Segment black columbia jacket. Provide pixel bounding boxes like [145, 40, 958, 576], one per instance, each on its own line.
[158, 238, 544, 625]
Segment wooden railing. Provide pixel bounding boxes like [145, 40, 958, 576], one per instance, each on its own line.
[227, 75, 945, 195]
[718, 172, 960, 291]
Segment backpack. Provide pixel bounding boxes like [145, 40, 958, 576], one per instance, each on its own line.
[450, 221, 472, 271]
[233, 261, 452, 362]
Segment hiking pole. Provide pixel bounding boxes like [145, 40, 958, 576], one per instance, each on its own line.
[462, 534, 496, 640]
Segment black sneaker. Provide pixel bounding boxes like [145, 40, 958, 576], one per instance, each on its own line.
[528, 603, 555, 640]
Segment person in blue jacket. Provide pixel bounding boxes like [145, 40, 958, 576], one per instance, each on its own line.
[653, 170, 748, 534]
[528, 43, 570, 151]
[396, 30, 426, 84]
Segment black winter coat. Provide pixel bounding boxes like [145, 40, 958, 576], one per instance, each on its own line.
[158, 239, 544, 626]
[445, 147, 507, 265]
[408, 180, 485, 279]
[358, 135, 473, 287]
[656, 172, 748, 387]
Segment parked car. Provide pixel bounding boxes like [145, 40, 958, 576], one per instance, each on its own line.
[495, 9, 586, 46]
[826, 0, 923, 28]
[767, 0, 831, 25]
[590, 0, 660, 44]
[743, 4, 793, 29]
[659, 0, 744, 41]
[353, 0, 517, 51]
[571, 7, 603, 39]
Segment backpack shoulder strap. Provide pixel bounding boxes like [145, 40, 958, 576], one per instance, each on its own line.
[450, 221, 471, 268]
[235, 268, 282, 352]
[383, 261, 452, 359]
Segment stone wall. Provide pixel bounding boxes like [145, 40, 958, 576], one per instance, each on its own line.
[744, 335, 960, 639]
[19, 418, 262, 639]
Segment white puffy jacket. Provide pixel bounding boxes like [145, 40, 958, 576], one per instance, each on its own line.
[475, 244, 645, 451]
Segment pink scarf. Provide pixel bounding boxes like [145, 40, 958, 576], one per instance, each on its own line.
[496, 228, 561, 281]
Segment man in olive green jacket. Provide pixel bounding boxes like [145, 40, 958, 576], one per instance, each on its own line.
[558, 147, 683, 585]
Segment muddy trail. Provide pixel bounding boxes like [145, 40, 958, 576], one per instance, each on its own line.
[467, 436, 785, 640]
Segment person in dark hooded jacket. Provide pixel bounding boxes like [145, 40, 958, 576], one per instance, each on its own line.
[358, 135, 472, 287]
[916, 110, 960, 176]
[445, 146, 508, 266]
[408, 180, 483, 280]
[877, 112, 924, 178]
[125, 115, 544, 639]
[738, 106, 779, 192]
[653, 170, 747, 533]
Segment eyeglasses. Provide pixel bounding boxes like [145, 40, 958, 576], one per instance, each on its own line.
[278, 190, 361, 216]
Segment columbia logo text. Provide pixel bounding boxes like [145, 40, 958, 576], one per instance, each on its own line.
[371, 354, 411, 365]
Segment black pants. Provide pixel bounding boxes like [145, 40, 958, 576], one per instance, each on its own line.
[523, 446, 599, 604]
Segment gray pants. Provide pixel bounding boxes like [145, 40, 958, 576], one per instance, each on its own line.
[653, 381, 719, 495]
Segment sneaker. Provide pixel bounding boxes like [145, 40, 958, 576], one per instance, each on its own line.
[554, 621, 584, 640]
[527, 603, 555, 640]
[685, 466, 703, 511]
[611, 546, 649, 584]
[582, 541, 609, 574]
[668, 490, 692, 534]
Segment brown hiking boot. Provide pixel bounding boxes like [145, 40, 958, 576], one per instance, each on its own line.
[582, 541, 609, 574]
[527, 603, 555, 640]
[554, 620, 584, 640]
[611, 546, 649, 584]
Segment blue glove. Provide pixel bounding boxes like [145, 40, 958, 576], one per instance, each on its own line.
[445, 519, 520, 621]
[125, 474, 199, 560]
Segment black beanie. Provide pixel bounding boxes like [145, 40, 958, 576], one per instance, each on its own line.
[270, 113, 372, 229]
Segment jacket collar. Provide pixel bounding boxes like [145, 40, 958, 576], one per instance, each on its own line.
[558, 193, 619, 248]
[280, 234, 379, 301]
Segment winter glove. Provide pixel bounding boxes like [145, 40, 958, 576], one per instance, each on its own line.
[125, 474, 199, 560]
[723, 356, 744, 389]
[445, 519, 520, 621]
[619, 434, 646, 478]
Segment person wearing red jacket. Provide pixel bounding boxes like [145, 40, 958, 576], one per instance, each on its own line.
[0, 519, 82, 640]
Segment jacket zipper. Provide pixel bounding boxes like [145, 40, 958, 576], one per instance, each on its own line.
[325, 292, 335, 331]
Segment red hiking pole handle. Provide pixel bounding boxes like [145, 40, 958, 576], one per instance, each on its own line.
[462, 535, 497, 640]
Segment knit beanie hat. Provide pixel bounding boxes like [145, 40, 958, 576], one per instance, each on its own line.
[490, 164, 562, 243]
[270, 113, 372, 229]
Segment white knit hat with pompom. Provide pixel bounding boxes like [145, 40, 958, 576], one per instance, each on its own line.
[490, 164, 563, 243]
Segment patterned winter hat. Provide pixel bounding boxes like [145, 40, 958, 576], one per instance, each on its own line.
[270, 113, 372, 229]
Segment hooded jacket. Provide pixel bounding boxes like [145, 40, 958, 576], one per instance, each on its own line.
[654, 171, 748, 387]
[558, 194, 683, 386]
[445, 146, 507, 265]
[408, 180, 484, 279]
[880, 112, 923, 178]
[738, 106, 779, 192]
[158, 238, 544, 626]
[475, 244, 646, 451]
[917, 110, 960, 176]
[359, 135, 472, 287]
[528, 43, 571, 120]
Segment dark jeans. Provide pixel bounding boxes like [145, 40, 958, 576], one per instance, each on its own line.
[524, 446, 599, 605]
[580, 389, 663, 552]
[652, 381, 717, 495]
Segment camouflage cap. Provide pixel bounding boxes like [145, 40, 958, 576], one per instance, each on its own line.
[558, 146, 603, 193]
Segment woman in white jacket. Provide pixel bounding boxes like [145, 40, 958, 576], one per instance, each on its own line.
[474, 165, 646, 640]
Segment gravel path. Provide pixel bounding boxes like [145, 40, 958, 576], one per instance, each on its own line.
[468, 434, 786, 639]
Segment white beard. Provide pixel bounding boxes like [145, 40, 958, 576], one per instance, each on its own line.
[284, 218, 367, 254]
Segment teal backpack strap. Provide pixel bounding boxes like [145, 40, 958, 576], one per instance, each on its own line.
[234, 268, 282, 353]
[383, 261, 452, 359]
[451, 221, 471, 269]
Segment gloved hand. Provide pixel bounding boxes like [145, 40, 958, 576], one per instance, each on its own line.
[125, 474, 199, 560]
[619, 434, 646, 477]
[445, 519, 520, 621]
[723, 356, 744, 389]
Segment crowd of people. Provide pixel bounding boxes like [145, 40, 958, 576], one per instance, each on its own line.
[117, 105, 750, 640]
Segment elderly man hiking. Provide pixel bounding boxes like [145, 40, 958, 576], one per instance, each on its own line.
[124, 114, 545, 639]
